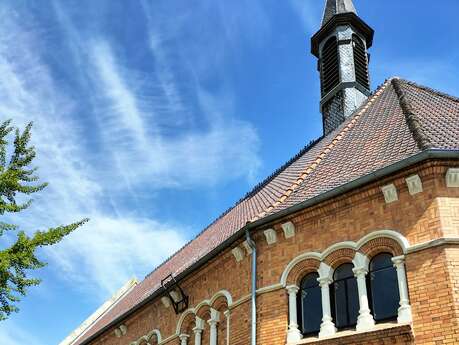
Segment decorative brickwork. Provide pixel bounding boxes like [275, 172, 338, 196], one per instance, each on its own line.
[323, 248, 356, 269]
[286, 259, 321, 286]
[360, 237, 404, 259]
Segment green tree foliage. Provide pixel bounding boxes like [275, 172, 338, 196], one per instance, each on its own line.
[0, 120, 88, 320]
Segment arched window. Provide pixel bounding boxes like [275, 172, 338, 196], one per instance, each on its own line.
[368, 253, 400, 322]
[320, 36, 340, 96]
[352, 34, 370, 90]
[298, 272, 322, 335]
[331, 263, 359, 329]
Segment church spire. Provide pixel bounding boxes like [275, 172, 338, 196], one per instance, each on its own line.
[311, 0, 374, 135]
[322, 0, 357, 27]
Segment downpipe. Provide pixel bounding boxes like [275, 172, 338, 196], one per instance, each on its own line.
[245, 230, 257, 345]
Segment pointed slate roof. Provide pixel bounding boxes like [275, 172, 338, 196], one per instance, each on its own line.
[322, 0, 357, 26]
[76, 78, 459, 344]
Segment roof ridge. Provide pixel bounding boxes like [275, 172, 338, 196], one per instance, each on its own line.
[238, 137, 323, 202]
[143, 134, 325, 281]
[391, 78, 432, 150]
[401, 78, 459, 104]
[249, 78, 393, 222]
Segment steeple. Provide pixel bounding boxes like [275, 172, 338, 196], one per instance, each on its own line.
[311, 0, 374, 135]
[322, 0, 357, 26]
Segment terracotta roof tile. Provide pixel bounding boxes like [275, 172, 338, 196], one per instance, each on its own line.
[76, 78, 459, 344]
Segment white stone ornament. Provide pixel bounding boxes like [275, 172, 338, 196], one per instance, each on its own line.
[281, 221, 296, 239]
[286, 285, 302, 342]
[405, 174, 423, 195]
[317, 263, 337, 338]
[193, 317, 205, 345]
[392, 256, 413, 324]
[179, 334, 190, 345]
[381, 183, 398, 203]
[114, 328, 122, 338]
[242, 240, 253, 255]
[263, 229, 277, 245]
[119, 324, 127, 335]
[208, 309, 220, 345]
[231, 247, 244, 262]
[446, 168, 459, 188]
[161, 296, 171, 308]
[352, 253, 375, 332]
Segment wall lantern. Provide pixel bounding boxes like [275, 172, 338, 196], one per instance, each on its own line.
[161, 274, 189, 314]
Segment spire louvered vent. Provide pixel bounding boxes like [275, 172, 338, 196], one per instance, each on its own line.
[352, 34, 370, 90]
[320, 37, 340, 96]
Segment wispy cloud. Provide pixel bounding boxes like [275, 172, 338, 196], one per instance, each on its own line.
[48, 215, 187, 294]
[0, 0, 263, 300]
[0, 5, 188, 297]
[0, 320, 44, 345]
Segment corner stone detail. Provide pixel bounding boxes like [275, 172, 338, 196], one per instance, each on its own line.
[381, 183, 398, 203]
[405, 175, 423, 195]
[264, 229, 277, 245]
[231, 247, 245, 262]
[282, 221, 296, 239]
[446, 168, 459, 188]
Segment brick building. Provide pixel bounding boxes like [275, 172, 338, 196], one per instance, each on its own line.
[71, 1, 459, 344]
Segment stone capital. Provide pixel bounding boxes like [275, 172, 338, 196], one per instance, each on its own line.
[286, 285, 299, 295]
[179, 334, 190, 341]
[352, 267, 368, 277]
[392, 255, 405, 267]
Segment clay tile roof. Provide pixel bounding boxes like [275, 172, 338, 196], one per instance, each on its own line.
[76, 77, 459, 344]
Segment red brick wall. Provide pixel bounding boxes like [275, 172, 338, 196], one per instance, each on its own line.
[88, 161, 459, 345]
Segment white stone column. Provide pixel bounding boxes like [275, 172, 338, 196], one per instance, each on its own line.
[286, 285, 302, 342]
[318, 263, 336, 338]
[353, 252, 375, 331]
[193, 317, 205, 345]
[208, 308, 220, 345]
[224, 310, 231, 345]
[392, 255, 413, 324]
[179, 334, 189, 345]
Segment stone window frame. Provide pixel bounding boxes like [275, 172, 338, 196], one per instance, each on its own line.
[280, 230, 412, 343]
[175, 290, 233, 345]
[130, 329, 162, 345]
[366, 252, 400, 323]
[131, 290, 232, 345]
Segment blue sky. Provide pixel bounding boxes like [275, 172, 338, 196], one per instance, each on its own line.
[0, 1, 458, 344]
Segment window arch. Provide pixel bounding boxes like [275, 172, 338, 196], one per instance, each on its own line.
[331, 263, 359, 330]
[320, 36, 340, 96]
[368, 253, 400, 322]
[298, 272, 322, 335]
[352, 34, 370, 90]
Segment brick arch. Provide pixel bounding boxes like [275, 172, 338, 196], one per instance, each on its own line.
[195, 303, 211, 320]
[146, 330, 161, 345]
[181, 312, 196, 335]
[176, 309, 197, 335]
[286, 258, 321, 287]
[136, 336, 149, 345]
[323, 248, 356, 269]
[359, 237, 404, 259]
[211, 295, 229, 312]
[209, 290, 232, 311]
